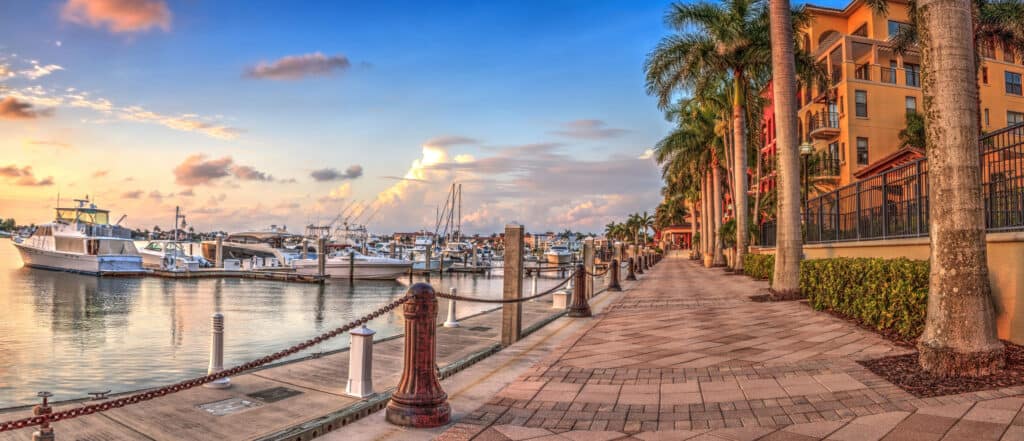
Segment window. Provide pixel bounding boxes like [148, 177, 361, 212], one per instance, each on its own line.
[1007, 72, 1023, 95]
[852, 23, 868, 37]
[985, 108, 991, 126]
[1010, 111, 1024, 125]
[887, 20, 910, 39]
[905, 96, 917, 114]
[982, 67, 989, 84]
[854, 90, 868, 117]
[856, 138, 869, 165]
[904, 63, 921, 87]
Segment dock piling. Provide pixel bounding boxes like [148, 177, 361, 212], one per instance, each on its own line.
[317, 238, 327, 279]
[204, 313, 231, 389]
[501, 224, 524, 346]
[215, 234, 224, 268]
[346, 325, 376, 398]
[583, 238, 594, 299]
[385, 283, 450, 427]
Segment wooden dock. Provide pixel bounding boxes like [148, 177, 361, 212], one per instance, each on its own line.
[149, 268, 326, 283]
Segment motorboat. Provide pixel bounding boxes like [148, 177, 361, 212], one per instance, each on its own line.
[293, 249, 412, 280]
[12, 198, 146, 275]
[139, 240, 211, 271]
[200, 227, 302, 268]
[544, 244, 572, 265]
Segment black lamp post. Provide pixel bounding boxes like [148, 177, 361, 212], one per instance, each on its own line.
[800, 141, 814, 212]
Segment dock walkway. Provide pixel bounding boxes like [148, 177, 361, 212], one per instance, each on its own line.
[431, 254, 1024, 441]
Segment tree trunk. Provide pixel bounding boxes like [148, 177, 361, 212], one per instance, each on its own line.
[917, 0, 1003, 377]
[712, 160, 726, 267]
[769, 0, 803, 296]
[690, 199, 698, 254]
[703, 169, 714, 267]
[733, 72, 749, 271]
[753, 142, 763, 243]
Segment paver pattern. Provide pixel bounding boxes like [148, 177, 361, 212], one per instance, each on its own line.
[438, 253, 1024, 440]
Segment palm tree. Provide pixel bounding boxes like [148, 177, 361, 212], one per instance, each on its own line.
[638, 211, 654, 245]
[915, 0, 1004, 377]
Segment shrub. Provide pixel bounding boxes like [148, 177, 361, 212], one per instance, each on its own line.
[743, 254, 774, 280]
[740, 255, 929, 340]
[720, 218, 737, 248]
[801, 257, 928, 340]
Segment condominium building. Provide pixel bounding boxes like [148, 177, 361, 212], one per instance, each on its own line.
[777, 0, 1024, 190]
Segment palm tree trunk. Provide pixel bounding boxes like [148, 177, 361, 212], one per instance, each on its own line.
[769, 0, 803, 297]
[712, 160, 726, 267]
[703, 169, 714, 267]
[733, 72, 749, 271]
[690, 199, 698, 253]
[753, 143, 763, 243]
[917, 0, 1003, 377]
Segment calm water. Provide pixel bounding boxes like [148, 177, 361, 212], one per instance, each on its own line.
[0, 241, 566, 408]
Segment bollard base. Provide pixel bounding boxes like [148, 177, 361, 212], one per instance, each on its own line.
[204, 377, 231, 389]
[608, 283, 622, 292]
[385, 399, 451, 428]
[32, 429, 54, 441]
[567, 306, 592, 318]
[443, 319, 461, 328]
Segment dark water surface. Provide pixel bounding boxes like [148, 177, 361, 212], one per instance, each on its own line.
[0, 241, 565, 408]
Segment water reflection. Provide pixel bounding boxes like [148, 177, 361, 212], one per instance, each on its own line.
[0, 242, 565, 408]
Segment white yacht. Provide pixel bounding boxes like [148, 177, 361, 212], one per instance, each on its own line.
[200, 228, 302, 267]
[139, 240, 211, 271]
[12, 199, 146, 275]
[544, 244, 572, 264]
[293, 249, 412, 280]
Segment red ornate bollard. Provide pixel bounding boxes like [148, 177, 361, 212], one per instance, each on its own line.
[608, 258, 622, 291]
[32, 392, 54, 441]
[626, 257, 637, 281]
[386, 283, 451, 427]
[567, 264, 591, 317]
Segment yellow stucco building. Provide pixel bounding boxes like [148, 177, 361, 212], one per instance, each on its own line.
[797, 0, 1024, 188]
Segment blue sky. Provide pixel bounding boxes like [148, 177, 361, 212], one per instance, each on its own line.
[0, 0, 849, 233]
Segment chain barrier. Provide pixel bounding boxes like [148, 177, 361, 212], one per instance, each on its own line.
[584, 266, 610, 277]
[436, 270, 576, 303]
[0, 294, 413, 433]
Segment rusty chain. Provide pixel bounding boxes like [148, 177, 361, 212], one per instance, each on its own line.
[0, 294, 412, 433]
[436, 270, 576, 303]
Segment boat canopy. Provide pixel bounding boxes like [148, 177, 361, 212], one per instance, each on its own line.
[55, 208, 110, 225]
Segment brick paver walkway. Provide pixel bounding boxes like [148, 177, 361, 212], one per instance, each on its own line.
[437, 253, 1024, 441]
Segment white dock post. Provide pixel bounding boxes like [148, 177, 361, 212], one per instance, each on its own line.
[346, 325, 376, 398]
[529, 271, 538, 301]
[443, 287, 460, 327]
[204, 313, 231, 389]
[215, 234, 224, 269]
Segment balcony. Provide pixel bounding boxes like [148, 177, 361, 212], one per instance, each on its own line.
[851, 63, 921, 88]
[808, 153, 841, 182]
[808, 111, 840, 139]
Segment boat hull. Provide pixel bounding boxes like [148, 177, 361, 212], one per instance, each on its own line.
[14, 242, 146, 275]
[545, 253, 571, 265]
[294, 261, 412, 280]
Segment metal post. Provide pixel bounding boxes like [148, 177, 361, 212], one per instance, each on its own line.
[501, 224, 524, 346]
[881, 173, 889, 238]
[583, 237, 594, 299]
[608, 258, 622, 291]
[204, 313, 231, 389]
[855, 181, 862, 240]
[626, 257, 637, 281]
[443, 287, 460, 327]
[31, 392, 53, 441]
[386, 283, 450, 427]
[215, 234, 224, 268]
[567, 264, 591, 317]
[346, 325, 376, 398]
[439, 253, 444, 279]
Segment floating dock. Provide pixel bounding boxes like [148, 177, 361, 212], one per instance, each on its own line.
[149, 268, 325, 283]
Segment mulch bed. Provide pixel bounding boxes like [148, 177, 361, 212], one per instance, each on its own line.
[859, 342, 1024, 398]
[749, 289, 806, 303]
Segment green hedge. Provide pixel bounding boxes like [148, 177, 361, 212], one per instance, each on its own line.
[743, 254, 774, 280]
[742, 255, 929, 340]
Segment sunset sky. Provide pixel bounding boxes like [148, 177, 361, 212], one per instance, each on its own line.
[0, 0, 844, 234]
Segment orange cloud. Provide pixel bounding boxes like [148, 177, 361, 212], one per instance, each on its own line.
[0, 97, 53, 120]
[61, 0, 172, 33]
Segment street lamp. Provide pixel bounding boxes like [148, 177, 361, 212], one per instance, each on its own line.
[800, 141, 814, 208]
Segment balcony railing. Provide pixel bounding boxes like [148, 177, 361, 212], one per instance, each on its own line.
[850, 64, 921, 88]
[758, 123, 1024, 246]
[808, 111, 840, 139]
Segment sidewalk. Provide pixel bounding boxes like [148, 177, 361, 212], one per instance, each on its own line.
[436, 254, 1024, 441]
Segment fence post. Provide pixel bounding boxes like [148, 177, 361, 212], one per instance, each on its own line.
[583, 237, 594, 299]
[608, 258, 622, 291]
[443, 287, 460, 327]
[32, 392, 53, 441]
[386, 283, 450, 427]
[204, 313, 231, 389]
[855, 181, 862, 240]
[567, 264, 591, 317]
[346, 325, 376, 398]
[501, 224, 524, 346]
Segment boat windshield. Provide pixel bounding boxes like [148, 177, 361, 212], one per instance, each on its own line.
[86, 239, 139, 256]
[145, 242, 163, 251]
[55, 208, 109, 225]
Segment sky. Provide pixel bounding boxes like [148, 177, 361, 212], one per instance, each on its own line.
[0, 0, 847, 235]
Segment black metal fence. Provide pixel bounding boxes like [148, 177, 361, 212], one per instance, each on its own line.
[759, 124, 1024, 246]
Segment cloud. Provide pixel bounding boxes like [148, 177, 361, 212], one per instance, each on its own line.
[423, 135, 479, 148]
[91, 170, 109, 178]
[121, 190, 144, 199]
[232, 165, 273, 181]
[245, 53, 351, 80]
[61, 0, 172, 33]
[20, 61, 63, 80]
[327, 182, 352, 200]
[550, 119, 628, 140]
[173, 154, 233, 186]
[0, 97, 53, 119]
[310, 165, 363, 181]
[0, 165, 55, 186]
[380, 175, 429, 183]
[178, 188, 194, 197]
[0, 64, 14, 81]
[148, 190, 172, 200]
[638, 149, 654, 160]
